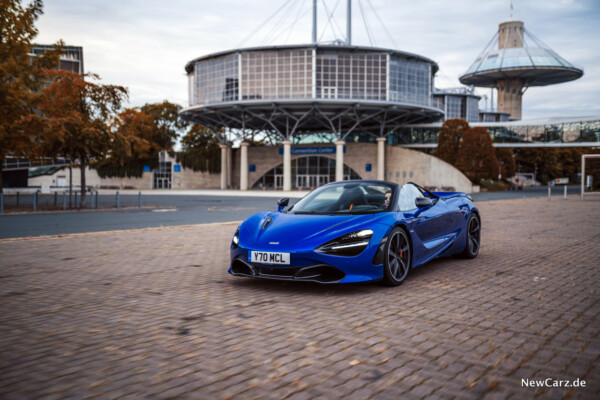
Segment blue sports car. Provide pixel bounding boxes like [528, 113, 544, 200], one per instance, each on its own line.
[229, 180, 480, 286]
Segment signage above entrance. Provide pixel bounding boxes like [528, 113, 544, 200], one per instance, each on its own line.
[278, 146, 346, 155]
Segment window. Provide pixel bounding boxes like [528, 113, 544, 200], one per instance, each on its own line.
[397, 184, 424, 211]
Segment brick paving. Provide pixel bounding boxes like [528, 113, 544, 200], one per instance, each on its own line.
[0, 197, 598, 399]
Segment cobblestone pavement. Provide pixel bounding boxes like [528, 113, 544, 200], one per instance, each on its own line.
[0, 197, 598, 399]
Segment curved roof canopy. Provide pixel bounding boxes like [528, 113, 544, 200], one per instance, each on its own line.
[460, 21, 583, 87]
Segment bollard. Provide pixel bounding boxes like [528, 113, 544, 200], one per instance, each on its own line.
[138, 191, 141, 208]
[54, 191, 58, 207]
[95, 191, 99, 209]
[0, 193, 3, 214]
[564, 185, 567, 200]
[33, 191, 37, 212]
[116, 191, 120, 208]
[63, 191, 67, 210]
[548, 185, 551, 201]
[16, 192, 20, 208]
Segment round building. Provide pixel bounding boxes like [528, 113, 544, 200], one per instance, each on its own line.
[179, 44, 449, 191]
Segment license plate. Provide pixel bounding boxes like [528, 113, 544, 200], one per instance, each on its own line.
[249, 251, 290, 265]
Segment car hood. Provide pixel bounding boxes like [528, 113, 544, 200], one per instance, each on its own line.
[248, 212, 390, 251]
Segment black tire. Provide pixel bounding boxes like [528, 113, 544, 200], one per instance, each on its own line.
[461, 213, 481, 259]
[382, 227, 411, 286]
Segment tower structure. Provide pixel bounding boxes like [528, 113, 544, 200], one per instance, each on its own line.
[459, 20, 582, 120]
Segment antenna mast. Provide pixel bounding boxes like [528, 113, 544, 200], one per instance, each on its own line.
[347, 0, 352, 45]
[312, 0, 317, 43]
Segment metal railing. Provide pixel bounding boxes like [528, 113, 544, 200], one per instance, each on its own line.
[2, 157, 72, 171]
[0, 191, 143, 214]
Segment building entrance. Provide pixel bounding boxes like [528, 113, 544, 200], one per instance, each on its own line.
[253, 156, 361, 190]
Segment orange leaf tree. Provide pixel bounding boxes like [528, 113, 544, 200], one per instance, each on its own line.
[95, 108, 161, 178]
[495, 147, 516, 179]
[455, 127, 499, 182]
[40, 70, 128, 205]
[434, 118, 470, 166]
[0, 0, 62, 192]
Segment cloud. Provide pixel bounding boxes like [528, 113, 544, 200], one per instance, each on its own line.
[35, 0, 600, 119]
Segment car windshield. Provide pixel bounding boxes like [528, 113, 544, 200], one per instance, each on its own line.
[291, 182, 395, 214]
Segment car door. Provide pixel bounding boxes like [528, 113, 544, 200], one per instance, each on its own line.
[397, 184, 451, 264]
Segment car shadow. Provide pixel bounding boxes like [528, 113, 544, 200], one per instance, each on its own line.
[229, 277, 384, 296]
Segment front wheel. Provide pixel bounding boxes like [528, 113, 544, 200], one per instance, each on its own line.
[461, 213, 481, 259]
[382, 227, 411, 286]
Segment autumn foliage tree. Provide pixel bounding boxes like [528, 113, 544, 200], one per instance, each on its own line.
[0, 0, 62, 192]
[140, 101, 188, 151]
[434, 118, 470, 166]
[177, 125, 221, 173]
[455, 127, 499, 181]
[95, 108, 161, 178]
[495, 147, 516, 179]
[40, 70, 128, 205]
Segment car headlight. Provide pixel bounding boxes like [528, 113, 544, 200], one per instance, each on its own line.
[315, 229, 373, 257]
[231, 227, 240, 249]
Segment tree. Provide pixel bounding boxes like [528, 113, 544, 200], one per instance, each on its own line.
[0, 0, 62, 192]
[95, 108, 160, 178]
[434, 118, 470, 166]
[176, 125, 221, 173]
[140, 101, 188, 151]
[495, 147, 516, 179]
[40, 70, 128, 205]
[455, 127, 499, 182]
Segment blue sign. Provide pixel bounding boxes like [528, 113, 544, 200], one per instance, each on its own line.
[174, 164, 181, 172]
[366, 163, 372, 172]
[143, 165, 151, 172]
[278, 146, 345, 155]
[249, 164, 256, 172]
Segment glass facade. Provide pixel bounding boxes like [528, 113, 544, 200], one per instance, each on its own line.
[252, 156, 361, 190]
[467, 97, 479, 122]
[389, 56, 431, 106]
[241, 50, 313, 100]
[193, 55, 239, 106]
[316, 52, 386, 100]
[389, 120, 600, 146]
[187, 48, 436, 107]
[445, 96, 462, 119]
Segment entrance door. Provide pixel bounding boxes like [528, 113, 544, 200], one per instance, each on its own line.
[308, 176, 318, 188]
[275, 175, 283, 189]
[57, 176, 66, 187]
[296, 175, 307, 189]
[318, 175, 329, 186]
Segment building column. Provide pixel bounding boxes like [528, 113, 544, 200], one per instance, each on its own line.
[240, 142, 249, 191]
[226, 145, 232, 189]
[376, 137, 386, 181]
[219, 144, 228, 190]
[335, 140, 345, 182]
[282, 140, 292, 191]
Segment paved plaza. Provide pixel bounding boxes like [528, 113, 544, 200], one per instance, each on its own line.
[0, 197, 598, 399]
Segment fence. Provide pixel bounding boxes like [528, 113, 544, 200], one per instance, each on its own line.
[0, 191, 143, 214]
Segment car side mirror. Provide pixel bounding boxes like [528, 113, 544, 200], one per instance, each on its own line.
[277, 198, 289, 212]
[415, 197, 432, 208]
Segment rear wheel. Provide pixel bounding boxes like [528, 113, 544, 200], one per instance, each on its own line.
[382, 227, 411, 286]
[461, 213, 481, 259]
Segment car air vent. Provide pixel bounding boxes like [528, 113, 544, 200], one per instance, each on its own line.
[262, 217, 273, 230]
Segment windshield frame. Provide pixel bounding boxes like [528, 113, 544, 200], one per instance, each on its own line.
[289, 181, 398, 215]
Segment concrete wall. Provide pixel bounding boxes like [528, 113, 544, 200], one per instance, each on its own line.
[28, 156, 220, 190]
[385, 146, 473, 193]
[28, 167, 154, 189]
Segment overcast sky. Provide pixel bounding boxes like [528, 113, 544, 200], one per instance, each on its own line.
[36, 0, 600, 119]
